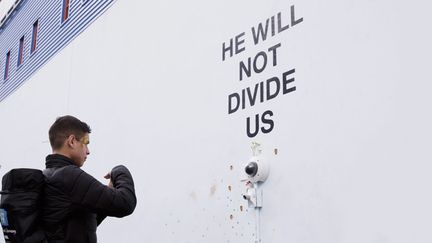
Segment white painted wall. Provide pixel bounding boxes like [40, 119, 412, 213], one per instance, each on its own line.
[1, 0, 432, 242]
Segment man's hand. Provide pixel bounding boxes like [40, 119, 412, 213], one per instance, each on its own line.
[104, 173, 114, 188]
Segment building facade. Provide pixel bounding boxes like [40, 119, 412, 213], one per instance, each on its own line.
[0, 0, 114, 102]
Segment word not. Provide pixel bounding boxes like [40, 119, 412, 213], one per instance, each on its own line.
[239, 43, 281, 81]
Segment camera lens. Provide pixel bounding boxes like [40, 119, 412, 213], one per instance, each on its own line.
[245, 162, 258, 177]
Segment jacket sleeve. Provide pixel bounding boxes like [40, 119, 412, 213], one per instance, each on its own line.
[64, 165, 137, 217]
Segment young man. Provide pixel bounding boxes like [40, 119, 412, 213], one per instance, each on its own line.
[42, 115, 136, 243]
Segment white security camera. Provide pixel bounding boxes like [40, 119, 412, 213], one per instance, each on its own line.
[244, 156, 269, 183]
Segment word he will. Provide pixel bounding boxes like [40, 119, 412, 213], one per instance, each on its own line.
[222, 5, 303, 138]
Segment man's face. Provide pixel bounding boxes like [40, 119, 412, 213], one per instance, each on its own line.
[70, 133, 90, 167]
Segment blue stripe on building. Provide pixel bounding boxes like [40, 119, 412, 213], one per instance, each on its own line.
[0, 0, 115, 102]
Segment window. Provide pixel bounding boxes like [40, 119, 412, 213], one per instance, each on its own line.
[17, 36, 24, 66]
[4, 51, 10, 80]
[31, 20, 38, 54]
[62, 0, 70, 22]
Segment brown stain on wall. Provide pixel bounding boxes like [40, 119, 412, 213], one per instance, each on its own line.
[210, 185, 217, 197]
[189, 191, 197, 201]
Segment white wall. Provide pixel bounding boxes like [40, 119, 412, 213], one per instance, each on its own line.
[1, 0, 432, 242]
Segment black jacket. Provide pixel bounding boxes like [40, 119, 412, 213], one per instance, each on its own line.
[41, 154, 136, 243]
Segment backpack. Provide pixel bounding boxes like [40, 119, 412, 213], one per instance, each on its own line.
[0, 169, 46, 243]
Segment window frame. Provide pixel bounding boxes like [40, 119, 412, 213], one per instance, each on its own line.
[4, 51, 11, 80]
[31, 20, 39, 55]
[17, 36, 24, 67]
[62, 0, 70, 23]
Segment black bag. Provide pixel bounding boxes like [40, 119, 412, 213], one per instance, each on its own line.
[0, 169, 46, 243]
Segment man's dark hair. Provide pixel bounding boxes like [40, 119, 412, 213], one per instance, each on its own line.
[49, 115, 91, 150]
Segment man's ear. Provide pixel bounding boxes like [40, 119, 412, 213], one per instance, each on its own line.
[65, 134, 76, 148]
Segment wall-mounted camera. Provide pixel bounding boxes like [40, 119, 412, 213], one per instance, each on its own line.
[244, 156, 269, 183]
